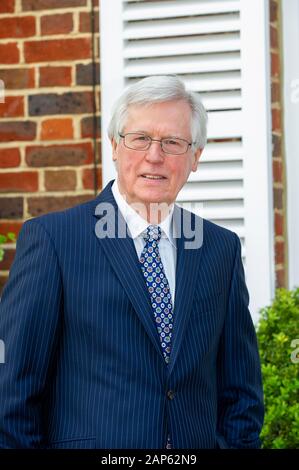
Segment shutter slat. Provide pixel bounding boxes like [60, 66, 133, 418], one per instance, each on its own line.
[123, 14, 240, 39]
[202, 141, 242, 161]
[177, 180, 243, 201]
[123, 0, 240, 20]
[189, 160, 243, 182]
[198, 199, 244, 219]
[207, 111, 242, 138]
[124, 33, 240, 58]
[181, 71, 241, 92]
[201, 90, 241, 110]
[128, 71, 242, 91]
[124, 52, 241, 77]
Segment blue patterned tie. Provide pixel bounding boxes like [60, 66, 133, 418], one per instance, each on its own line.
[139, 224, 174, 448]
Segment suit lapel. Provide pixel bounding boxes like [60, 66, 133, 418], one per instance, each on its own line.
[167, 205, 203, 376]
[92, 181, 165, 361]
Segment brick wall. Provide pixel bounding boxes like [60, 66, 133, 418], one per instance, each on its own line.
[0, 0, 101, 292]
[270, 0, 288, 288]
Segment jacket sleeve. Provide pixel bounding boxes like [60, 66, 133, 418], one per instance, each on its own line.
[216, 234, 264, 448]
[0, 219, 62, 448]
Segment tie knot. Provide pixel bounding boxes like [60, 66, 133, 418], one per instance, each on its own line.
[144, 225, 162, 243]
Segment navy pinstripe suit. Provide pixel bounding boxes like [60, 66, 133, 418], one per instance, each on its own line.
[0, 180, 264, 449]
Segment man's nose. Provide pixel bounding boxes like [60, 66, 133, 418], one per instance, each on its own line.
[145, 140, 165, 162]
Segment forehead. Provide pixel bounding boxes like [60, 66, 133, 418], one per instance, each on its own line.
[123, 100, 192, 137]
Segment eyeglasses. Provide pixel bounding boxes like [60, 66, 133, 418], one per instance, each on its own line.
[118, 132, 194, 155]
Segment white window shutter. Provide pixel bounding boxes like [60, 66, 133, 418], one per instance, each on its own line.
[100, 0, 274, 322]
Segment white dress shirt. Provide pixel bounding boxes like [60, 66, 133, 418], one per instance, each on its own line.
[112, 180, 177, 306]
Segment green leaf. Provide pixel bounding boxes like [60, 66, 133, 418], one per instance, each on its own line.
[256, 287, 299, 448]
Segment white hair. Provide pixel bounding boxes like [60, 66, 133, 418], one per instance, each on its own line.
[107, 75, 208, 150]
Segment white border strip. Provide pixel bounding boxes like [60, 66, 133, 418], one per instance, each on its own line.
[282, 0, 299, 290]
[240, 0, 274, 322]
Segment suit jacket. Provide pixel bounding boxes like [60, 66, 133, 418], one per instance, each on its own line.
[0, 180, 264, 449]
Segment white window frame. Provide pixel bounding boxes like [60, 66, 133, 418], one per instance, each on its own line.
[240, 0, 274, 320]
[282, 0, 299, 290]
[99, 0, 274, 322]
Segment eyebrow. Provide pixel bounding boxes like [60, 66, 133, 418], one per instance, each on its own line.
[128, 130, 187, 139]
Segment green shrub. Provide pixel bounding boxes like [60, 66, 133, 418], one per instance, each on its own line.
[0, 232, 16, 262]
[256, 287, 299, 448]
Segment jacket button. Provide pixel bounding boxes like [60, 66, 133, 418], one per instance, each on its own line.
[167, 390, 175, 400]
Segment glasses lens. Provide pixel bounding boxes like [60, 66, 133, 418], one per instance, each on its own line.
[162, 138, 188, 154]
[125, 133, 150, 150]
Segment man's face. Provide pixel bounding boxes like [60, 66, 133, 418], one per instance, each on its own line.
[112, 100, 203, 208]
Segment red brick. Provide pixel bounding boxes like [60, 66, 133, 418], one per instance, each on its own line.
[271, 81, 281, 103]
[45, 170, 76, 191]
[41, 13, 73, 36]
[0, 96, 24, 118]
[95, 141, 101, 164]
[0, 148, 21, 168]
[22, 0, 86, 10]
[0, 172, 38, 193]
[270, 25, 279, 50]
[81, 116, 101, 139]
[41, 118, 73, 141]
[0, 0, 15, 13]
[0, 43, 19, 65]
[28, 194, 91, 217]
[0, 248, 15, 271]
[273, 187, 283, 210]
[26, 143, 94, 167]
[273, 159, 283, 183]
[29, 92, 94, 116]
[274, 212, 284, 237]
[79, 11, 99, 33]
[275, 241, 285, 265]
[76, 62, 100, 86]
[272, 134, 281, 157]
[270, 0, 278, 23]
[272, 108, 281, 132]
[0, 68, 35, 89]
[39, 66, 72, 87]
[0, 222, 22, 239]
[25, 38, 91, 63]
[82, 167, 102, 191]
[0, 17, 36, 39]
[271, 52, 280, 78]
[0, 197, 23, 218]
[275, 268, 286, 288]
[0, 121, 36, 142]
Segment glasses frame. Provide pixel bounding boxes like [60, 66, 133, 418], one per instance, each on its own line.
[118, 132, 195, 155]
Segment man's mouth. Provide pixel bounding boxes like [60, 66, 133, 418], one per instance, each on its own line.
[141, 174, 166, 180]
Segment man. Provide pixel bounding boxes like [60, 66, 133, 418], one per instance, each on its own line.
[0, 75, 264, 449]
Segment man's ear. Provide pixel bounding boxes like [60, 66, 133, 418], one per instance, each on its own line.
[111, 138, 118, 161]
[191, 147, 203, 172]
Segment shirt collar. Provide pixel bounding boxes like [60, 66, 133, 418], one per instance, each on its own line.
[112, 179, 176, 247]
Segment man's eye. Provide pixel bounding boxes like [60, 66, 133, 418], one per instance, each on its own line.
[164, 139, 179, 146]
[133, 135, 148, 142]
